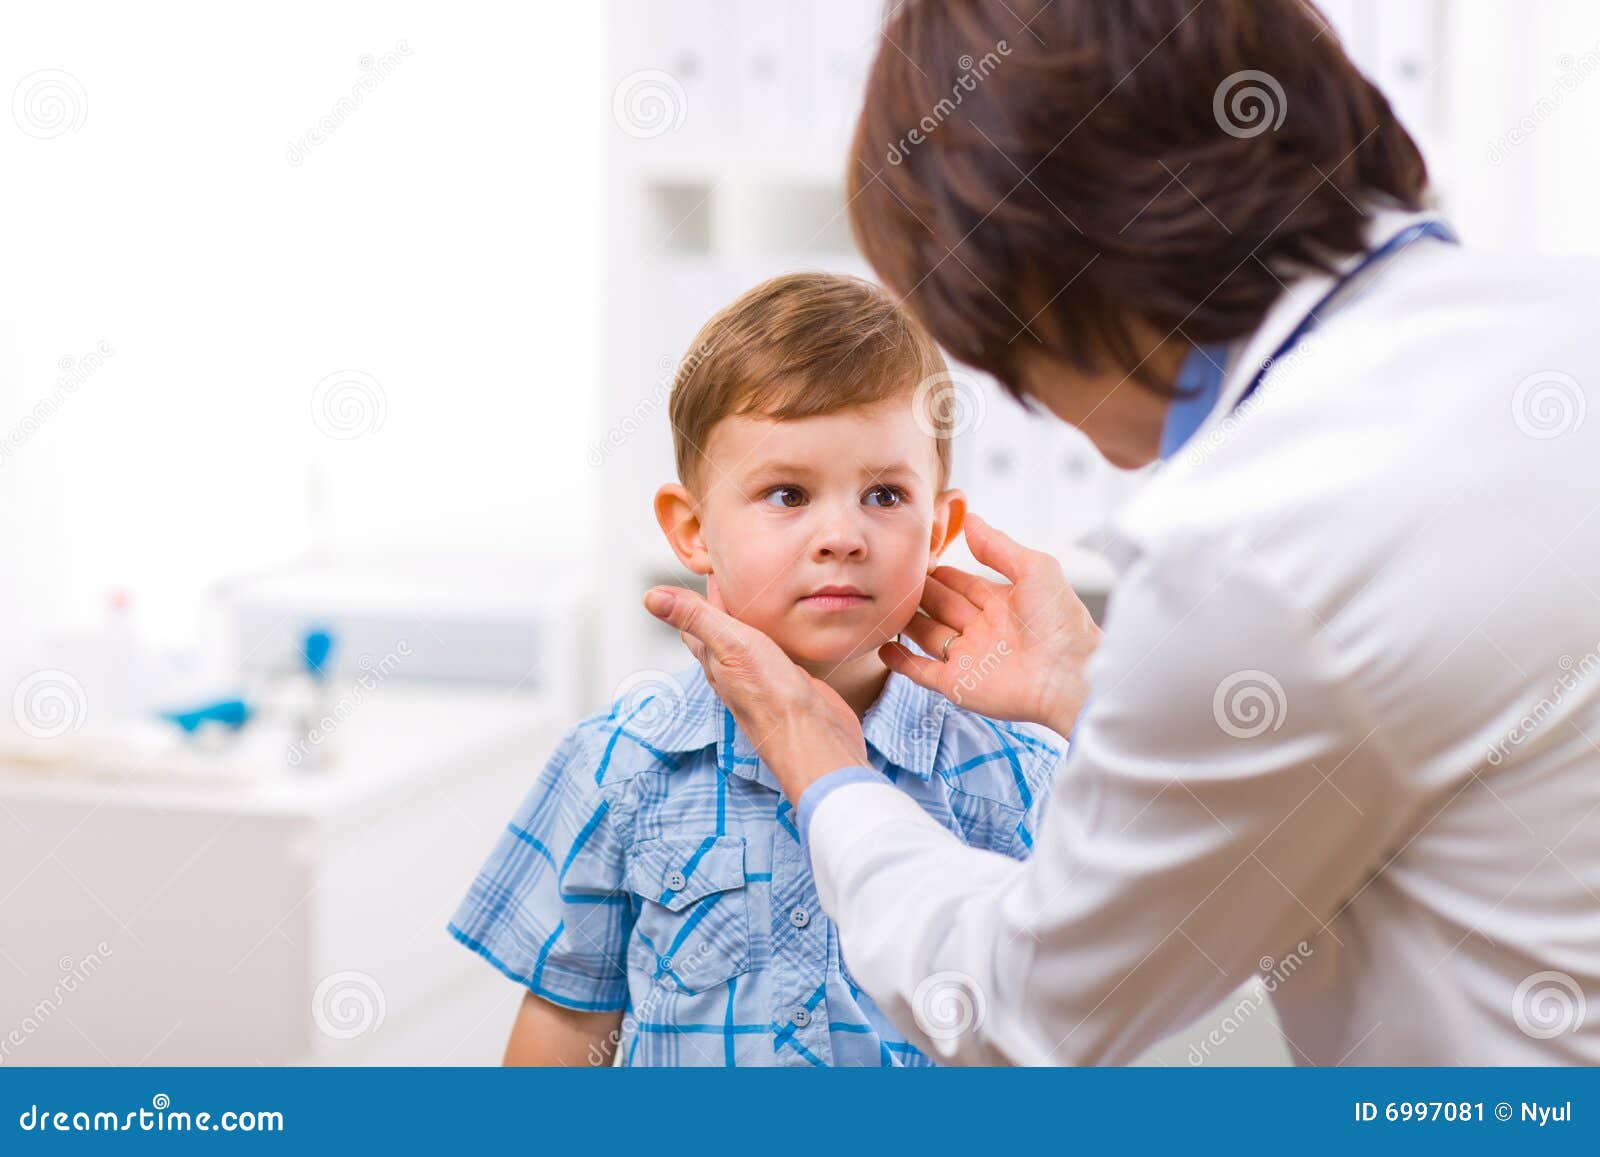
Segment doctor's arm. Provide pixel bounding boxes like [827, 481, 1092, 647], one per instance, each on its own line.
[805, 545, 1427, 1065]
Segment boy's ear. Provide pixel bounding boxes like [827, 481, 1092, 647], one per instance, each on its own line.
[654, 483, 712, 576]
[929, 487, 967, 566]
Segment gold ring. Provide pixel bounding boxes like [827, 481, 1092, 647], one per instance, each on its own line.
[940, 631, 960, 661]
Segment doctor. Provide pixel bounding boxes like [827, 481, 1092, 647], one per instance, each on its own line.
[646, 0, 1600, 1064]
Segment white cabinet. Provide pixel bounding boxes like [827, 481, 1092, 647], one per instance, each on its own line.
[0, 689, 560, 1065]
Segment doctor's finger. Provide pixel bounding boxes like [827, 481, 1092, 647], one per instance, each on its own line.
[678, 631, 719, 693]
[644, 587, 747, 663]
[920, 573, 983, 630]
[964, 513, 1051, 585]
[901, 610, 962, 661]
[678, 628, 708, 666]
[929, 565, 1005, 609]
[879, 638, 953, 698]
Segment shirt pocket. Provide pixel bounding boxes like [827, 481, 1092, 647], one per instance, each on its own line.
[625, 834, 751, 994]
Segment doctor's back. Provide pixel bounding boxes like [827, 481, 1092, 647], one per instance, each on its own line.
[1088, 227, 1600, 1063]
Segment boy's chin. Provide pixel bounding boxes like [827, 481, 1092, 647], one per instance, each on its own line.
[772, 633, 885, 671]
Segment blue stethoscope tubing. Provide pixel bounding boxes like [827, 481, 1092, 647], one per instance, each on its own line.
[1229, 218, 1459, 415]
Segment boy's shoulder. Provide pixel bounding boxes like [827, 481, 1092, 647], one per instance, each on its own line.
[930, 694, 1067, 809]
[859, 660, 1064, 814]
[941, 705, 1067, 764]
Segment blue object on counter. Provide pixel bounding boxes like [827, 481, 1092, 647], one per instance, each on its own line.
[160, 697, 252, 735]
[303, 628, 334, 680]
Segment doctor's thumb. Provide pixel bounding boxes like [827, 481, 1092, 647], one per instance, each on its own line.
[646, 586, 734, 654]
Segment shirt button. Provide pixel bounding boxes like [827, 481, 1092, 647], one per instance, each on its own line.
[789, 907, 810, 928]
[790, 1007, 810, 1028]
[664, 870, 687, 892]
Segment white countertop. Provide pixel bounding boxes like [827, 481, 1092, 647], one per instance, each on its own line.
[0, 686, 561, 819]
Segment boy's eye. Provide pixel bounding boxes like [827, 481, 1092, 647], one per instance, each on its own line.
[864, 484, 907, 508]
[761, 486, 806, 508]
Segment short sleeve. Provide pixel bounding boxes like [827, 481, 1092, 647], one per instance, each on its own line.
[447, 726, 633, 1011]
[942, 720, 1066, 861]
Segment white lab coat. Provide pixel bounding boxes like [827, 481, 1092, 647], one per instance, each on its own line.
[809, 207, 1600, 1065]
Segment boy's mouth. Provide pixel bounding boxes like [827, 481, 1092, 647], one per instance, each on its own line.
[799, 584, 870, 611]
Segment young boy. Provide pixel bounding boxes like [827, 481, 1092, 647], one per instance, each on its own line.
[447, 272, 1066, 1066]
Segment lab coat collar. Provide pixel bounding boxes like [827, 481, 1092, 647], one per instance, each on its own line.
[1212, 202, 1456, 421]
[644, 641, 946, 786]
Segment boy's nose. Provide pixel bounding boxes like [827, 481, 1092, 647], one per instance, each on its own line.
[811, 507, 868, 560]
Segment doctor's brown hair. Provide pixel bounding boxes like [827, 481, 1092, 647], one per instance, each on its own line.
[847, 0, 1430, 401]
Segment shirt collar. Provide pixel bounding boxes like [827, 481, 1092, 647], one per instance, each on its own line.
[1158, 341, 1234, 460]
[642, 643, 947, 786]
[1151, 204, 1454, 469]
[859, 656, 947, 781]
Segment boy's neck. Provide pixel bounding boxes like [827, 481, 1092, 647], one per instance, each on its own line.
[795, 648, 893, 719]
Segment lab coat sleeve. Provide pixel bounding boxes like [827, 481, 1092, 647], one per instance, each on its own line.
[805, 542, 1427, 1064]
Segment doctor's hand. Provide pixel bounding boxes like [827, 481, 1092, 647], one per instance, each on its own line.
[884, 513, 1101, 737]
[642, 575, 869, 806]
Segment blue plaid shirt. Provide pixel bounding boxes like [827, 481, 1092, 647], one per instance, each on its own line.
[447, 658, 1063, 1066]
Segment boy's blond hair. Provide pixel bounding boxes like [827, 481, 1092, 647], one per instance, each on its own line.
[668, 272, 952, 494]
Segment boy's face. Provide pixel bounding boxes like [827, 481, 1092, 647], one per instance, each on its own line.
[655, 394, 965, 671]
